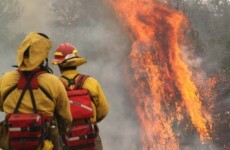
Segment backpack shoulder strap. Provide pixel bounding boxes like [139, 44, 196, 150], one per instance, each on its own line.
[14, 70, 41, 113]
[38, 85, 53, 102]
[2, 70, 45, 102]
[17, 70, 46, 89]
[61, 74, 80, 90]
[75, 75, 89, 90]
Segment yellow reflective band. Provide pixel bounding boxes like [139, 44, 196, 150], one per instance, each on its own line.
[72, 49, 78, 54]
[55, 52, 63, 56]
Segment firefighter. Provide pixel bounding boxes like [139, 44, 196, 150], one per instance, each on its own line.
[0, 32, 72, 150]
[52, 43, 109, 150]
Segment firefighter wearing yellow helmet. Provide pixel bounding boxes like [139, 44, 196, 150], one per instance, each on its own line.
[52, 43, 109, 150]
[0, 32, 72, 150]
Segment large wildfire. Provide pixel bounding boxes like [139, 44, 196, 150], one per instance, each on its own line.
[107, 0, 218, 149]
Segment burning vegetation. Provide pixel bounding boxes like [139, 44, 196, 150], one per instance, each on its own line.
[107, 0, 229, 149]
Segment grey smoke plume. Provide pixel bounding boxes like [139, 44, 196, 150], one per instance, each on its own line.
[0, 0, 140, 149]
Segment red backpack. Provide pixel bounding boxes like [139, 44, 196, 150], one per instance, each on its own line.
[61, 74, 98, 150]
[3, 70, 53, 150]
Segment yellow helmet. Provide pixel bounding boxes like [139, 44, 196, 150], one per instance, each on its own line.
[17, 32, 52, 71]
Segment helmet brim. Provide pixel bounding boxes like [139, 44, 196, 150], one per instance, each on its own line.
[52, 57, 87, 67]
[51, 58, 64, 65]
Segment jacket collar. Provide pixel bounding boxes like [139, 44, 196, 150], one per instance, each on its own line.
[61, 69, 79, 77]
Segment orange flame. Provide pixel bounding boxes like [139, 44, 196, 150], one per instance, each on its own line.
[107, 0, 211, 149]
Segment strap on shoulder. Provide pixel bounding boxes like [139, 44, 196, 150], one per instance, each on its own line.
[14, 71, 40, 113]
[38, 85, 53, 102]
[75, 75, 89, 90]
[3, 69, 53, 113]
[17, 70, 46, 89]
[61, 74, 79, 87]
[3, 70, 45, 102]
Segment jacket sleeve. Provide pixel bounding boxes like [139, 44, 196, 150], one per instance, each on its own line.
[55, 81, 72, 133]
[95, 82, 109, 122]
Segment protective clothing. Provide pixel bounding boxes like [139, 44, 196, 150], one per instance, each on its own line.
[17, 32, 52, 71]
[0, 33, 72, 150]
[52, 43, 87, 67]
[60, 70, 108, 150]
[52, 43, 109, 150]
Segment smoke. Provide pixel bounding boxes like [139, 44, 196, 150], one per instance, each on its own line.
[179, 24, 228, 150]
[7, 0, 56, 35]
[1, 0, 227, 149]
[0, 0, 140, 149]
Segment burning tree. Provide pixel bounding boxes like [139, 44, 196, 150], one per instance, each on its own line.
[105, 0, 226, 149]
